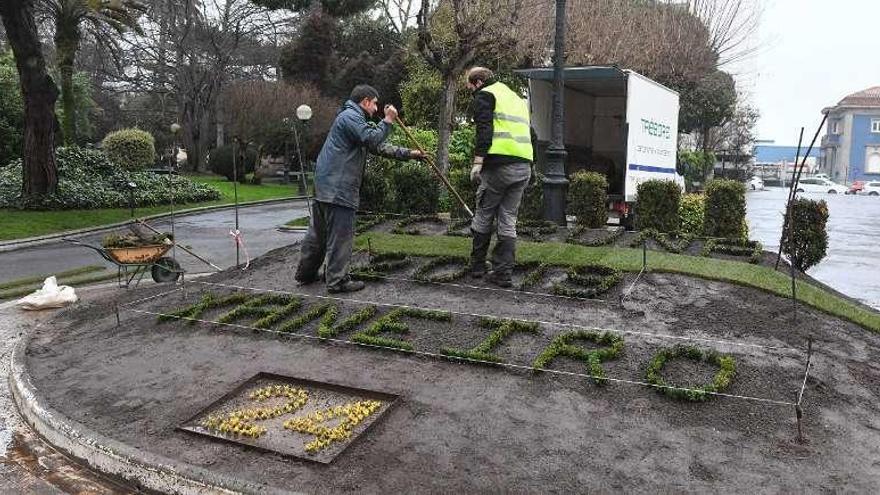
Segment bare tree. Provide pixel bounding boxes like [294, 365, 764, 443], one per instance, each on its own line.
[416, 0, 525, 173]
[378, 0, 416, 34]
[685, 0, 761, 68]
[516, 0, 761, 80]
[108, 0, 289, 171]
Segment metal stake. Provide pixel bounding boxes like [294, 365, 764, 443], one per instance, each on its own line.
[232, 137, 241, 269]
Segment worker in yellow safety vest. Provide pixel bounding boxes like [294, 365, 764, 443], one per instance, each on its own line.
[466, 66, 534, 288]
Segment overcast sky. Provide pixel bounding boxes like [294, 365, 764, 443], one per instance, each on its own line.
[733, 0, 880, 144]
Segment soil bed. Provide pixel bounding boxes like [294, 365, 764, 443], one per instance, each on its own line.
[21, 243, 880, 493]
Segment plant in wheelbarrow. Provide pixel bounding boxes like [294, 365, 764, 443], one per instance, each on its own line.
[100, 230, 182, 283]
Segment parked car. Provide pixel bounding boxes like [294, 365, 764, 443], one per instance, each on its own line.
[847, 180, 865, 195]
[795, 178, 848, 194]
[748, 176, 764, 190]
[860, 181, 880, 196]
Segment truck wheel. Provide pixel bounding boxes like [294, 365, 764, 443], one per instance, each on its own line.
[828, 189, 837, 194]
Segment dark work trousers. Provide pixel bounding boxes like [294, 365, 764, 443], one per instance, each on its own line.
[471, 162, 532, 237]
[295, 201, 356, 289]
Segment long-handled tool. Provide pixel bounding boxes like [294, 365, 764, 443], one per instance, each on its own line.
[137, 220, 223, 272]
[394, 116, 474, 219]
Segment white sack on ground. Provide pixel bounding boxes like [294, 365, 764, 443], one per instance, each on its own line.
[16, 276, 78, 310]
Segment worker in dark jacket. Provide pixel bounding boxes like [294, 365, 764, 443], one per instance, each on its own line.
[295, 85, 425, 293]
[466, 67, 534, 288]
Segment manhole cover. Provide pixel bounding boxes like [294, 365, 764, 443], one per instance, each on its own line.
[180, 373, 399, 463]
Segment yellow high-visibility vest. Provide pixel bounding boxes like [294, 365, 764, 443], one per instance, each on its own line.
[481, 82, 533, 161]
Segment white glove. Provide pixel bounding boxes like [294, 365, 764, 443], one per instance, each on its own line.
[470, 158, 483, 183]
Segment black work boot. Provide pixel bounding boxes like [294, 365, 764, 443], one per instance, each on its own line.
[487, 236, 516, 288]
[327, 279, 365, 294]
[294, 263, 319, 285]
[469, 229, 492, 278]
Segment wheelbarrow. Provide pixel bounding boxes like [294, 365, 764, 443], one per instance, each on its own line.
[63, 237, 183, 288]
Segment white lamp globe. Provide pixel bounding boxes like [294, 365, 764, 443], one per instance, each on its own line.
[170, 123, 181, 134]
[296, 104, 313, 121]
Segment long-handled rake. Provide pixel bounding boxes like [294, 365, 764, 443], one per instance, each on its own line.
[394, 116, 474, 219]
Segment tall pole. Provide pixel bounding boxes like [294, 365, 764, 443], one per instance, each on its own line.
[543, 0, 569, 225]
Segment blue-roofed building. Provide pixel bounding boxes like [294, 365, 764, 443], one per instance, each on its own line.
[754, 144, 820, 165]
[819, 87, 880, 183]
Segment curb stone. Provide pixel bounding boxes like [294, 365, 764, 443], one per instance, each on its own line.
[9, 325, 299, 495]
[0, 196, 310, 253]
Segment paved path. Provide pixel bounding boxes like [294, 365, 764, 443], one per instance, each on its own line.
[0, 200, 309, 285]
[0, 291, 134, 494]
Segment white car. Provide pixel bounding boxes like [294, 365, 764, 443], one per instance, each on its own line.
[796, 178, 848, 194]
[861, 181, 880, 196]
[748, 176, 764, 190]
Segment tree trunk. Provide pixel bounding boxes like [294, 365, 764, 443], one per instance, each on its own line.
[435, 71, 458, 174]
[55, 19, 80, 146]
[0, 0, 59, 200]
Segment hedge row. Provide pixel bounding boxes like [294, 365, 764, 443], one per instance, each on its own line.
[0, 147, 220, 209]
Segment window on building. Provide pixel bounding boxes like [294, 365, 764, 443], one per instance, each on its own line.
[866, 147, 880, 174]
[872, 119, 880, 133]
[832, 120, 841, 134]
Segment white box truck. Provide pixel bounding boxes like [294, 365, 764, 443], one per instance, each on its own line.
[515, 66, 685, 226]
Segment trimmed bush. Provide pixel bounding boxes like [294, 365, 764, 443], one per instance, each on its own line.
[102, 128, 156, 171]
[704, 179, 746, 239]
[782, 198, 829, 272]
[635, 179, 681, 233]
[519, 172, 544, 221]
[208, 144, 258, 182]
[0, 147, 220, 209]
[678, 193, 705, 237]
[568, 171, 608, 228]
[447, 168, 476, 219]
[390, 161, 440, 214]
[360, 161, 390, 213]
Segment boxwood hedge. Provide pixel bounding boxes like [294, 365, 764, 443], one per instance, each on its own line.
[0, 147, 220, 209]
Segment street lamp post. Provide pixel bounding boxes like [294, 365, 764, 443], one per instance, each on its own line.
[294, 104, 313, 209]
[543, 0, 569, 225]
[282, 117, 292, 185]
[169, 123, 182, 261]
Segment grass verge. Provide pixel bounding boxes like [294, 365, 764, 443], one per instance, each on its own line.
[285, 216, 311, 228]
[356, 232, 880, 333]
[0, 266, 116, 301]
[0, 265, 105, 291]
[0, 174, 311, 241]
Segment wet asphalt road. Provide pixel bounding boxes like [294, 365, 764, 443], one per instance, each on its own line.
[747, 187, 880, 310]
[0, 200, 309, 285]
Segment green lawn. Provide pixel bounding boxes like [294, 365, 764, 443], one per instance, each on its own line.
[357, 232, 880, 333]
[0, 175, 310, 241]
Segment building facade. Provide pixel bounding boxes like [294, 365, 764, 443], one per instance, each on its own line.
[819, 87, 880, 183]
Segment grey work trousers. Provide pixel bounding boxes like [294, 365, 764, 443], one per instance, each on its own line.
[471, 162, 532, 238]
[295, 201, 356, 289]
